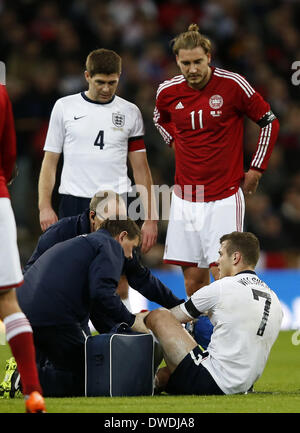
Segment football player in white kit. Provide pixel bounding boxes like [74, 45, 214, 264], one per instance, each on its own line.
[38, 48, 158, 310]
[145, 232, 283, 395]
[38, 48, 157, 252]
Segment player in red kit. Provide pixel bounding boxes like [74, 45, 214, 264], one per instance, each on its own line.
[154, 24, 279, 348]
[0, 84, 46, 412]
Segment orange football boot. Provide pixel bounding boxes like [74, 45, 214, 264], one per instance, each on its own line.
[25, 391, 47, 413]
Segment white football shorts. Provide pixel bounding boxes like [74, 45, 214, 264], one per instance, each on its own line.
[163, 189, 245, 268]
[0, 198, 23, 289]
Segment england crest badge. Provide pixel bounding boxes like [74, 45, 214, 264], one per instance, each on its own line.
[112, 112, 125, 128]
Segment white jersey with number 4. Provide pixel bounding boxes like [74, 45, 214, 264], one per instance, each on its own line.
[181, 271, 283, 394]
[43, 92, 146, 198]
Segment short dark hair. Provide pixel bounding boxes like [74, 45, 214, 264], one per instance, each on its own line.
[100, 217, 141, 243]
[86, 48, 121, 76]
[220, 232, 260, 267]
[171, 23, 212, 55]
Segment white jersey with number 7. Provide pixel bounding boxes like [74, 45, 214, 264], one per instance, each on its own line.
[180, 270, 283, 394]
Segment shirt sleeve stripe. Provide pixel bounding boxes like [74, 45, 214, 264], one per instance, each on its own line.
[251, 124, 272, 168]
[251, 126, 268, 167]
[216, 68, 255, 94]
[153, 107, 173, 144]
[155, 123, 173, 144]
[156, 76, 185, 98]
[128, 138, 146, 152]
[128, 135, 144, 142]
[183, 298, 201, 319]
[214, 71, 254, 98]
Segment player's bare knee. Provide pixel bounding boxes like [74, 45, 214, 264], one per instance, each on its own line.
[145, 309, 167, 331]
[145, 309, 159, 329]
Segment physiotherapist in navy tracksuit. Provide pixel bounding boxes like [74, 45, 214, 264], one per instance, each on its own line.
[17, 219, 144, 396]
[17, 218, 170, 397]
[23, 200, 184, 334]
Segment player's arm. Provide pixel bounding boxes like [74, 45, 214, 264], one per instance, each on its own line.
[169, 304, 192, 324]
[241, 169, 262, 196]
[38, 99, 65, 231]
[38, 151, 60, 231]
[243, 111, 279, 195]
[243, 112, 279, 196]
[128, 150, 158, 254]
[89, 242, 136, 331]
[170, 280, 221, 324]
[153, 94, 176, 147]
[123, 249, 184, 308]
[238, 83, 280, 196]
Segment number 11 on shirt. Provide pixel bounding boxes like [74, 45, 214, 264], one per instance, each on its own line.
[190, 110, 203, 130]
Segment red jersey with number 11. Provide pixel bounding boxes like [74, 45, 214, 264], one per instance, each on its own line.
[154, 67, 279, 202]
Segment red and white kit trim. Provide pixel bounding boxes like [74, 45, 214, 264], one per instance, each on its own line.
[156, 74, 185, 99]
[153, 107, 173, 145]
[214, 68, 255, 98]
[251, 123, 272, 169]
[3, 312, 33, 341]
[235, 188, 244, 232]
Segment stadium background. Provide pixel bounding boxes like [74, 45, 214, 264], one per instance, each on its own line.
[1, 0, 299, 327]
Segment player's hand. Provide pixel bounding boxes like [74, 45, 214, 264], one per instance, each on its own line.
[131, 311, 150, 334]
[39, 207, 58, 232]
[140, 220, 158, 254]
[241, 169, 262, 197]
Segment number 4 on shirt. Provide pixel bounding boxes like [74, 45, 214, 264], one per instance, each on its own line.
[94, 130, 104, 150]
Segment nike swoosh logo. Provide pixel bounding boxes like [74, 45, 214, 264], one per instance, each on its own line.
[74, 115, 86, 120]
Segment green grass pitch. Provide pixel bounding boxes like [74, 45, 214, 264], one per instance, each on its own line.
[0, 330, 299, 413]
